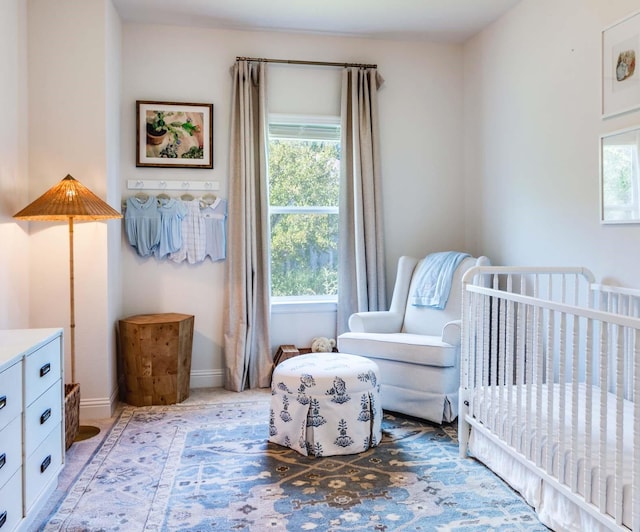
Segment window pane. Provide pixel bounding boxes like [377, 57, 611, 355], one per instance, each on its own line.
[603, 144, 639, 220]
[269, 139, 340, 208]
[268, 122, 340, 299]
[270, 212, 338, 297]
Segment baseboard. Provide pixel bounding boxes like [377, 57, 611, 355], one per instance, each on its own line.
[82, 370, 225, 420]
[79, 396, 115, 421]
[79, 386, 119, 421]
[190, 369, 224, 388]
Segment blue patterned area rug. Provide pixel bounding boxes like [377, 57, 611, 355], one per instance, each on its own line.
[43, 399, 546, 531]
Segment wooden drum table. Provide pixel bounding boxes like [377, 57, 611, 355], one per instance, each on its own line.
[119, 313, 194, 406]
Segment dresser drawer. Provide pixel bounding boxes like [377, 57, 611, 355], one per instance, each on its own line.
[0, 468, 23, 532]
[24, 381, 62, 457]
[24, 426, 62, 512]
[24, 337, 61, 406]
[0, 362, 21, 433]
[0, 416, 21, 491]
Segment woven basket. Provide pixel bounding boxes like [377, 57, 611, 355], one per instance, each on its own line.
[64, 383, 80, 450]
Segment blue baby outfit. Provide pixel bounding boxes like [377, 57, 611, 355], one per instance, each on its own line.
[155, 197, 188, 259]
[125, 195, 161, 257]
[169, 199, 206, 264]
[201, 198, 227, 262]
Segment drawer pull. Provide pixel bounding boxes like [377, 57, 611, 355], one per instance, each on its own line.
[40, 362, 51, 377]
[0, 510, 6, 528]
[0, 396, 5, 410]
[0, 453, 5, 470]
[40, 408, 52, 425]
[40, 454, 51, 473]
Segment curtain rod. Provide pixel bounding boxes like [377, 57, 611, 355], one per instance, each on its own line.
[236, 56, 377, 69]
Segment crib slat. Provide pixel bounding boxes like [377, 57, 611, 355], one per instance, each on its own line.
[525, 302, 534, 462]
[598, 322, 608, 515]
[634, 330, 640, 531]
[470, 289, 479, 421]
[506, 295, 515, 446]
[546, 309, 555, 476]
[570, 314, 580, 494]
[516, 301, 525, 453]
[483, 292, 492, 428]
[558, 311, 567, 485]
[614, 324, 624, 526]
[490, 293, 499, 432]
[534, 303, 544, 467]
[497, 290, 506, 440]
[524, 275, 533, 459]
[583, 318, 594, 505]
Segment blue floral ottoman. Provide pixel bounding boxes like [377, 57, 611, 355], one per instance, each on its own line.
[269, 352, 382, 457]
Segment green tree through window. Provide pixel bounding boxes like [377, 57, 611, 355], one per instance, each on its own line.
[603, 144, 639, 221]
[268, 119, 340, 299]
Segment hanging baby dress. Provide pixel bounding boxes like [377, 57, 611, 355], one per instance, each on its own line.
[125, 194, 161, 257]
[201, 197, 227, 262]
[155, 196, 188, 259]
[169, 198, 206, 264]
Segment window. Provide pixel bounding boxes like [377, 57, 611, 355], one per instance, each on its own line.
[601, 129, 640, 222]
[268, 115, 340, 301]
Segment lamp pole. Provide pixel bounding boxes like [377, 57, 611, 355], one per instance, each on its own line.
[68, 215, 76, 383]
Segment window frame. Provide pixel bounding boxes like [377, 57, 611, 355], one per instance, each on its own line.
[267, 113, 341, 305]
[601, 126, 640, 223]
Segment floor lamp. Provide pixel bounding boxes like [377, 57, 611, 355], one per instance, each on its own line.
[14, 174, 122, 442]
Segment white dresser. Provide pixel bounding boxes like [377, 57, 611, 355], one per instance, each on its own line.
[0, 329, 64, 532]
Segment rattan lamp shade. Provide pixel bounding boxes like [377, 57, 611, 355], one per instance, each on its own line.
[13, 174, 122, 221]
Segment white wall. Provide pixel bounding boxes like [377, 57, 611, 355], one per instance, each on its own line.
[121, 24, 466, 386]
[0, 0, 29, 329]
[27, 0, 121, 419]
[464, 0, 640, 287]
[106, 0, 123, 411]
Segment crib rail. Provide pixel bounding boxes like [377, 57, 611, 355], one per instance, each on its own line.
[459, 266, 640, 531]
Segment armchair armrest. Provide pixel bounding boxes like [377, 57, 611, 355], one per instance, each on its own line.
[348, 311, 403, 333]
[442, 320, 462, 346]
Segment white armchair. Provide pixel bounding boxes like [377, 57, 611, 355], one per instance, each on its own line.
[337, 253, 490, 424]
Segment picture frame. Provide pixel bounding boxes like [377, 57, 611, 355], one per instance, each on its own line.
[136, 100, 213, 168]
[599, 125, 640, 224]
[602, 10, 640, 118]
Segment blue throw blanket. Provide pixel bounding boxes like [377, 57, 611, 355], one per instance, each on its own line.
[411, 251, 470, 309]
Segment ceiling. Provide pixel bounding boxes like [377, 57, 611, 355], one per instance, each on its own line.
[111, 0, 522, 44]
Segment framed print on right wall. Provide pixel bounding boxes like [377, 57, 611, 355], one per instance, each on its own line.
[602, 10, 640, 118]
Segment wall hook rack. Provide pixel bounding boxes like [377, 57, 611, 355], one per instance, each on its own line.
[127, 179, 220, 192]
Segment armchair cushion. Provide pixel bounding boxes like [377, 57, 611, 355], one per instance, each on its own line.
[338, 331, 456, 367]
[347, 311, 403, 333]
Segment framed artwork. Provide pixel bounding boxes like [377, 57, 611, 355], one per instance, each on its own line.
[599, 125, 640, 223]
[602, 10, 640, 118]
[136, 100, 213, 168]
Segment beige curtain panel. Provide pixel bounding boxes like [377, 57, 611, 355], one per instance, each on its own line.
[337, 67, 387, 335]
[223, 60, 272, 391]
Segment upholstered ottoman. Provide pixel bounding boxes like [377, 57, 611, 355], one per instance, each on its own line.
[269, 352, 382, 457]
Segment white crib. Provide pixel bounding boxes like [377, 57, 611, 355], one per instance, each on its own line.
[459, 266, 640, 531]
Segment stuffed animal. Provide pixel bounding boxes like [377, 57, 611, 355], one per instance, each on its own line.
[310, 336, 336, 353]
